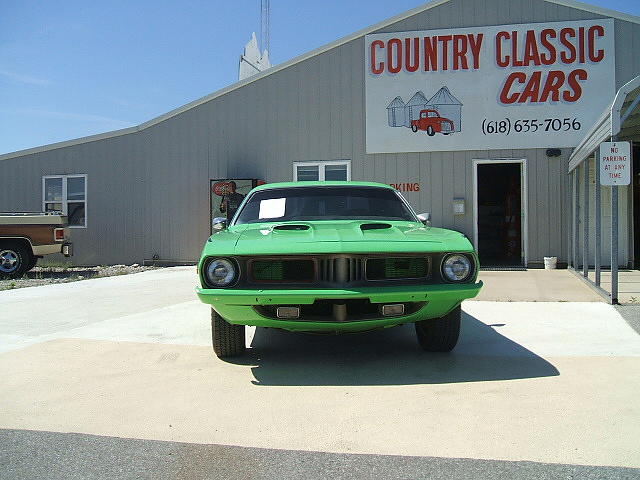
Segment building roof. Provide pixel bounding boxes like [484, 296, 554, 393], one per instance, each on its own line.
[2, 0, 639, 161]
[387, 96, 406, 109]
[568, 75, 640, 172]
[406, 91, 430, 107]
[428, 86, 463, 106]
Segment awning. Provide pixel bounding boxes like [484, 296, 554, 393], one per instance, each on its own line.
[568, 75, 640, 172]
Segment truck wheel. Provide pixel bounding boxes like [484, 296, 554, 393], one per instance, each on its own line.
[211, 309, 246, 357]
[26, 255, 38, 272]
[415, 305, 461, 352]
[0, 243, 32, 279]
[426, 126, 435, 136]
[411, 125, 418, 132]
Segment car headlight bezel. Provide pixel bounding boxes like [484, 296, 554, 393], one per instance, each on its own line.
[203, 257, 239, 288]
[441, 253, 474, 283]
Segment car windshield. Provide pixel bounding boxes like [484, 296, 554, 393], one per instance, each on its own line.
[233, 186, 417, 224]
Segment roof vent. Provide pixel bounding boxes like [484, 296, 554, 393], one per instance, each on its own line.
[360, 223, 392, 231]
[273, 224, 310, 231]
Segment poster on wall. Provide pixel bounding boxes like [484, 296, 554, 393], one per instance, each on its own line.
[210, 179, 262, 232]
[365, 19, 615, 153]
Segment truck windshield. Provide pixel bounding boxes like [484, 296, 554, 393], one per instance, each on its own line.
[234, 186, 417, 224]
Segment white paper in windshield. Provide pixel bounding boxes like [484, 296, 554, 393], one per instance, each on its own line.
[258, 198, 286, 219]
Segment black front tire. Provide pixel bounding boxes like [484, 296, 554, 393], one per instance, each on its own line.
[0, 243, 32, 279]
[426, 126, 435, 136]
[415, 305, 461, 352]
[211, 309, 246, 357]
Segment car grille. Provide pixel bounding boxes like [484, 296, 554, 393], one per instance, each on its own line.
[245, 254, 432, 286]
[318, 257, 363, 283]
[250, 259, 315, 283]
[366, 257, 429, 280]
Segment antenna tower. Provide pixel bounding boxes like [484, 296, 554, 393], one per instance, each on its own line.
[261, 0, 270, 54]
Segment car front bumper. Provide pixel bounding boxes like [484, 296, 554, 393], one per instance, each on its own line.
[196, 282, 483, 332]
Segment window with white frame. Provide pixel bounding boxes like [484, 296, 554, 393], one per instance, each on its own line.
[293, 161, 351, 181]
[42, 175, 87, 227]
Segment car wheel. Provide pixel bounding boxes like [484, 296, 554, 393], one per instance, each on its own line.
[443, 132, 451, 135]
[0, 243, 32, 279]
[411, 125, 418, 132]
[211, 308, 246, 357]
[415, 305, 461, 352]
[426, 126, 435, 136]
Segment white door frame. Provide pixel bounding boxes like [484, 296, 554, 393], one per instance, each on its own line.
[472, 158, 528, 266]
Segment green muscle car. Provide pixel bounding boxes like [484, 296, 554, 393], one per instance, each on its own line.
[196, 181, 482, 357]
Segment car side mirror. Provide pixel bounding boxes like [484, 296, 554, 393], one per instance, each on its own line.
[417, 212, 431, 227]
[212, 217, 228, 231]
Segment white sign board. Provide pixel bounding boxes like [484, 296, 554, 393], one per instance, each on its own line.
[365, 19, 615, 153]
[600, 142, 631, 186]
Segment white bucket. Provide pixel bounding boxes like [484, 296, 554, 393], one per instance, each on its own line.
[543, 256, 557, 270]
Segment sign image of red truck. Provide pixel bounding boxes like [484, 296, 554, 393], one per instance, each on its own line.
[410, 109, 455, 136]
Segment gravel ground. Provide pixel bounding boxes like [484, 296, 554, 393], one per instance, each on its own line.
[615, 305, 640, 335]
[0, 264, 159, 291]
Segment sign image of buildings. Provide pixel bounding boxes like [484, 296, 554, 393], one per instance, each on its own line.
[386, 86, 463, 132]
[428, 86, 463, 132]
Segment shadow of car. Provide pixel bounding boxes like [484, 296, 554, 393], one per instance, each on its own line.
[223, 310, 559, 386]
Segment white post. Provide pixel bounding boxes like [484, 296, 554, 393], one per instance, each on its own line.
[583, 157, 590, 277]
[595, 152, 602, 286]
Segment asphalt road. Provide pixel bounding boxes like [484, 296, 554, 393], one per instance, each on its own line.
[1, 267, 640, 479]
[2, 429, 640, 480]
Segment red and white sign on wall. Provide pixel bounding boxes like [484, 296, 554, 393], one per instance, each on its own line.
[600, 142, 631, 186]
[365, 19, 615, 153]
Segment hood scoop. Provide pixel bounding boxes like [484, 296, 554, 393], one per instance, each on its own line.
[273, 224, 310, 231]
[360, 223, 392, 231]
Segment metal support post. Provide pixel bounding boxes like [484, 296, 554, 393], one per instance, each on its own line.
[583, 158, 590, 277]
[573, 168, 580, 269]
[568, 171, 573, 268]
[611, 185, 619, 304]
[595, 152, 601, 286]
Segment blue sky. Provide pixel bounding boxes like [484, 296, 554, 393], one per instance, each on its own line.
[1, 0, 639, 154]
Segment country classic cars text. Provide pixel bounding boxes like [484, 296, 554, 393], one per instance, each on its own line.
[368, 23, 608, 104]
[364, 19, 615, 153]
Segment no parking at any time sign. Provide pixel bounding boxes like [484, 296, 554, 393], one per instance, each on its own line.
[600, 142, 631, 186]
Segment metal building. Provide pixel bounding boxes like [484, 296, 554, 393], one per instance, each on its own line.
[1, 0, 639, 269]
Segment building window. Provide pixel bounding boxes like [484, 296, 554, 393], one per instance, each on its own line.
[293, 161, 351, 181]
[42, 175, 87, 227]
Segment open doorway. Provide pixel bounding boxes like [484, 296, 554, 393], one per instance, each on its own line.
[474, 161, 526, 267]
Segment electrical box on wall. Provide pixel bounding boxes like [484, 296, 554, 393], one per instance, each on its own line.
[453, 198, 465, 215]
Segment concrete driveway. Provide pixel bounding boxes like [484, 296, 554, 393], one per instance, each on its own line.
[1, 267, 640, 478]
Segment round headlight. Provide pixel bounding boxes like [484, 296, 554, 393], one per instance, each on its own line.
[442, 254, 472, 282]
[205, 258, 237, 287]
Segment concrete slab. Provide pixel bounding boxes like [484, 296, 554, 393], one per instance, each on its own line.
[1, 339, 639, 468]
[475, 270, 604, 302]
[1, 267, 639, 469]
[587, 270, 640, 304]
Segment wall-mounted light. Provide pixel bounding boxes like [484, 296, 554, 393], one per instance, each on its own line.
[546, 148, 562, 157]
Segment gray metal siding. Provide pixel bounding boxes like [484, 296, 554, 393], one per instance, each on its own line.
[1, 0, 638, 265]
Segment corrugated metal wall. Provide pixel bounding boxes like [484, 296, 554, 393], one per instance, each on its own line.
[0, 0, 638, 266]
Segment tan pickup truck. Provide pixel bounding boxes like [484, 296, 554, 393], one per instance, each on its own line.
[0, 213, 73, 278]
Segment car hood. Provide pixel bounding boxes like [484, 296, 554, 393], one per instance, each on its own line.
[202, 221, 474, 256]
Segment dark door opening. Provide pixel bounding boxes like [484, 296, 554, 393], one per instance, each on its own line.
[477, 163, 523, 266]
